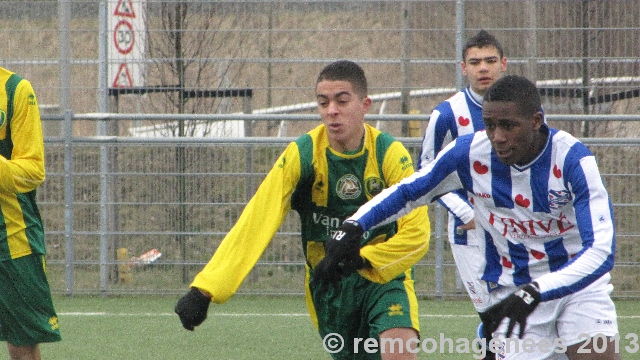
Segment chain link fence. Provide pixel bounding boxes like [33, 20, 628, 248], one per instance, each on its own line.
[2, 0, 639, 138]
[38, 133, 640, 298]
[1, 0, 639, 296]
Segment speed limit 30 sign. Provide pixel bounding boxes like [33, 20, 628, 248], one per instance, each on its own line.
[113, 20, 135, 55]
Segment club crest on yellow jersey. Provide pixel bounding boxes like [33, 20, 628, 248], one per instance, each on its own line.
[336, 174, 361, 200]
[364, 177, 385, 198]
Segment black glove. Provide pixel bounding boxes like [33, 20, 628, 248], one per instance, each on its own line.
[175, 288, 211, 331]
[339, 250, 366, 274]
[313, 220, 364, 283]
[476, 314, 497, 360]
[479, 305, 503, 339]
[484, 282, 541, 339]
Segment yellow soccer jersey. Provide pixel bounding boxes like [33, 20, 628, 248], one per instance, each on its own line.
[0, 67, 46, 260]
[191, 123, 430, 303]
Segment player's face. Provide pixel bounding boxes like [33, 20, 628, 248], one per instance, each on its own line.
[461, 46, 507, 96]
[316, 80, 370, 153]
[483, 101, 545, 166]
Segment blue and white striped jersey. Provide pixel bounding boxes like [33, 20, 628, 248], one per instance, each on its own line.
[350, 126, 616, 302]
[418, 87, 484, 245]
[419, 87, 484, 167]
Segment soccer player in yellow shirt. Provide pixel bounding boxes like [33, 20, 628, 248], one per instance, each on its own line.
[0, 66, 61, 360]
[176, 60, 430, 360]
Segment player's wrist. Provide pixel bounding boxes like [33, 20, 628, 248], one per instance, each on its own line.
[342, 220, 363, 233]
[187, 287, 212, 304]
[328, 220, 364, 251]
[195, 288, 212, 300]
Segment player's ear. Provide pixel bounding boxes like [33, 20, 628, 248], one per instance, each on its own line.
[532, 111, 544, 130]
[362, 96, 372, 111]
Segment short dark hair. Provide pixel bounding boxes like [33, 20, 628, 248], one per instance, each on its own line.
[463, 30, 504, 61]
[484, 75, 541, 117]
[316, 60, 368, 98]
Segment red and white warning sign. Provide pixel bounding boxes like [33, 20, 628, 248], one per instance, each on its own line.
[112, 63, 134, 88]
[108, 0, 146, 88]
[113, 0, 136, 18]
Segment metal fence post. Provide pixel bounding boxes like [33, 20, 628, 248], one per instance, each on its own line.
[434, 203, 445, 299]
[63, 110, 75, 296]
[99, 139, 111, 295]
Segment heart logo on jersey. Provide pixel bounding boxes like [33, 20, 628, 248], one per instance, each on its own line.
[531, 250, 545, 260]
[473, 161, 488, 174]
[553, 164, 562, 178]
[501, 256, 513, 269]
[515, 194, 530, 207]
[458, 116, 470, 126]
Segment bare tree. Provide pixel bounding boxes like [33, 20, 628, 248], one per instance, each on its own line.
[145, 2, 250, 137]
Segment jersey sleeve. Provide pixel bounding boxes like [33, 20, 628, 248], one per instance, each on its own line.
[437, 192, 474, 224]
[535, 155, 616, 302]
[0, 79, 45, 195]
[419, 103, 474, 225]
[358, 141, 430, 283]
[418, 108, 447, 170]
[190, 142, 302, 303]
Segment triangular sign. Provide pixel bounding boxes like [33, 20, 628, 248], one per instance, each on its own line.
[112, 63, 134, 88]
[114, 0, 136, 18]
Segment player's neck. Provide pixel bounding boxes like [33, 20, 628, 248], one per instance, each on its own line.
[468, 87, 484, 104]
[518, 126, 549, 166]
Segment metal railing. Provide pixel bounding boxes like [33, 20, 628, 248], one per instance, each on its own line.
[39, 114, 640, 298]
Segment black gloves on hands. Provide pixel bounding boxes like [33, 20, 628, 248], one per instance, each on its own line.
[313, 220, 365, 283]
[484, 282, 541, 339]
[175, 288, 211, 331]
[315, 250, 365, 283]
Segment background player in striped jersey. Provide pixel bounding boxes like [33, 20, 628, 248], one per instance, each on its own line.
[326, 75, 619, 359]
[0, 67, 61, 359]
[175, 60, 430, 359]
[418, 30, 507, 338]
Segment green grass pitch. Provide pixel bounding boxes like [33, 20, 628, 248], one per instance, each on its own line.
[1, 296, 638, 359]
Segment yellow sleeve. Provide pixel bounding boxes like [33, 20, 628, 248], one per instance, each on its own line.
[190, 142, 301, 303]
[0, 79, 45, 194]
[358, 141, 430, 283]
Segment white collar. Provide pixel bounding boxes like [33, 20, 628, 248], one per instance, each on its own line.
[468, 87, 484, 105]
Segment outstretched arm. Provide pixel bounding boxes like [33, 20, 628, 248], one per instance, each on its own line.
[190, 143, 302, 303]
[352, 138, 469, 233]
